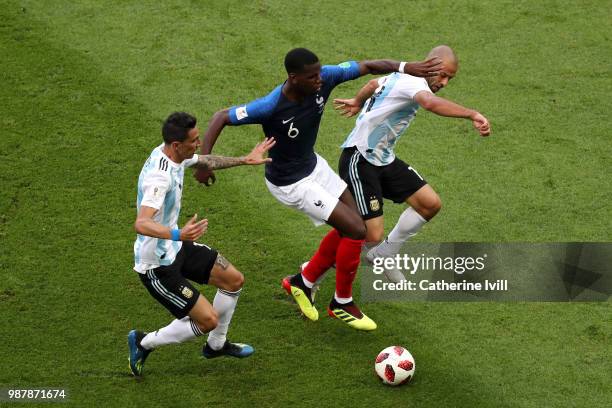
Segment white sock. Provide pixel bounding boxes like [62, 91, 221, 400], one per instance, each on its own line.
[376, 207, 427, 257]
[140, 316, 203, 350]
[207, 289, 241, 351]
[301, 274, 315, 288]
[334, 294, 353, 304]
[301, 261, 323, 289]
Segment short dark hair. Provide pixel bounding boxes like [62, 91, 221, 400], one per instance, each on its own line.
[162, 112, 197, 143]
[284, 48, 319, 74]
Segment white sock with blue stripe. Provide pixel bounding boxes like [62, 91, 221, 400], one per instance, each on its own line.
[140, 316, 203, 350]
[207, 289, 241, 351]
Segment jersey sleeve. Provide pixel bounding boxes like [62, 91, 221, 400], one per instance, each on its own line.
[228, 85, 282, 125]
[396, 75, 433, 100]
[140, 170, 171, 210]
[322, 61, 361, 87]
[183, 154, 199, 168]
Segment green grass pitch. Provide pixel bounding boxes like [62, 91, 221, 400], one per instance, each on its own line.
[0, 0, 610, 406]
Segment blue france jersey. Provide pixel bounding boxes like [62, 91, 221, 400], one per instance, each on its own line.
[228, 61, 361, 186]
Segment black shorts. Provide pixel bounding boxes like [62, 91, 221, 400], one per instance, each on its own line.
[139, 241, 219, 319]
[339, 147, 427, 220]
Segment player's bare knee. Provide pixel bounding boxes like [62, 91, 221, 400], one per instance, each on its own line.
[197, 311, 218, 333]
[222, 263, 244, 291]
[207, 314, 218, 331]
[416, 195, 441, 220]
[426, 197, 442, 219]
[350, 220, 367, 240]
[367, 228, 385, 244]
[365, 221, 385, 243]
[228, 270, 244, 292]
[339, 215, 366, 240]
[337, 216, 366, 240]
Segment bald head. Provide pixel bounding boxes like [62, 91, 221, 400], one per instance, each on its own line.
[424, 45, 458, 93]
[427, 45, 458, 66]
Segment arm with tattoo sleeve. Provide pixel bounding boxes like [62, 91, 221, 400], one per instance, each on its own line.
[194, 137, 276, 171]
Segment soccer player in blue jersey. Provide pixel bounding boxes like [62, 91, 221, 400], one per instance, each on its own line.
[334, 45, 490, 282]
[128, 112, 275, 377]
[195, 48, 441, 331]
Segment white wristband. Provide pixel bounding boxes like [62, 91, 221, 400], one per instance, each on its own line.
[398, 61, 407, 74]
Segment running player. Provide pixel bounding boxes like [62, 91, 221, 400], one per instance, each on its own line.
[195, 48, 441, 330]
[128, 112, 274, 376]
[334, 45, 490, 282]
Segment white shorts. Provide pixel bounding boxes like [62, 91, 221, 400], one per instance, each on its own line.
[266, 154, 347, 226]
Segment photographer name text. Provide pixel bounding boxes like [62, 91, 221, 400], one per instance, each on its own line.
[373, 279, 508, 292]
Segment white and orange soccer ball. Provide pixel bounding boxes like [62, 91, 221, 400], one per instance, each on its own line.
[374, 346, 415, 386]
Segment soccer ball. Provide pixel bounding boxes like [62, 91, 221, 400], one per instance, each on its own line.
[374, 346, 415, 385]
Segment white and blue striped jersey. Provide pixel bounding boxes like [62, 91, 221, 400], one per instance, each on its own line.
[133, 144, 198, 273]
[341, 73, 432, 166]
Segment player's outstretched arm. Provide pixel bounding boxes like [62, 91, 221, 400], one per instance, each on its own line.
[415, 91, 491, 136]
[333, 79, 379, 117]
[195, 137, 275, 171]
[358, 58, 442, 77]
[195, 109, 232, 186]
[201, 109, 231, 154]
[135, 207, 208, 241]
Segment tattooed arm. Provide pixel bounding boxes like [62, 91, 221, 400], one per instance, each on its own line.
[197, 154, 248, 171]
[194, 137, 275, 171]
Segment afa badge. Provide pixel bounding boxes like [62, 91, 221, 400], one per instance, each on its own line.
[181, 287, 194, 299]
[370, 198, 380, 212]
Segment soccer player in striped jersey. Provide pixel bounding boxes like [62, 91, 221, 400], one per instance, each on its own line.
[194, 48, 441, 331]
[128, 112, 274, 377]
[334, 45, 490, 282]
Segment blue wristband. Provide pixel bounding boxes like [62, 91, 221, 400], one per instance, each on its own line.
[170, 229, 181, 241]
